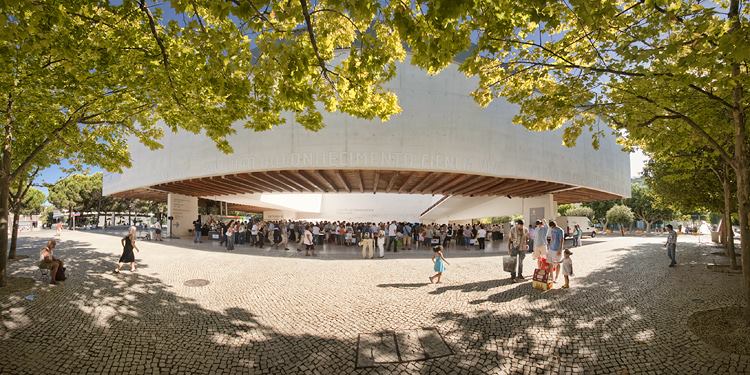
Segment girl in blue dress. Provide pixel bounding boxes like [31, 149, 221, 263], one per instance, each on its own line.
[429, 245, 450, 284]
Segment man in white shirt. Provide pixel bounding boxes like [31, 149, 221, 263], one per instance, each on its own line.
[312, 223, 321, 245]
[477, 225, 487, 250]
[303, 225, 315, 256]
[387, 221, 398, 252]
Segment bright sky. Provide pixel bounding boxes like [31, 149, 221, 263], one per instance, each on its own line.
[630, 149, 648, 178]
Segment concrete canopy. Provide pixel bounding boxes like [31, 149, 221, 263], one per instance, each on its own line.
[104, 53, 630, 224]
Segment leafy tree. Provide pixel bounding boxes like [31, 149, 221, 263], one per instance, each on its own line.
[557, 204, 573, 216]
[0, 0, 418, 286]
[644, 151, 737, 267]
[606, 205, 635, 236]
[624, 183, 675, 234]
[384, 0, 750, 322]
[564, 207, 595, 220]
[583, 200, 619, 230]
[47, 174, 101, 228]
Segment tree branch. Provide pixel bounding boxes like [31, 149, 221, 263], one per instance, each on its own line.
[138, 0, 183, 107]
[687, 84, 733, 109]
[299, 0, 336, 87]
[633, 93, 736, 168]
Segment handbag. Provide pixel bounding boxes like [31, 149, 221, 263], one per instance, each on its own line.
[502, 256, 517, 273]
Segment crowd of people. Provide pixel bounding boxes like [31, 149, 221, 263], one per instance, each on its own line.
[190, 216, 514, 258]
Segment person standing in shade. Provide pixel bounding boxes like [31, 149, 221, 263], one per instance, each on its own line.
[303, 225, 316, 256]
[507, 220, 528, 282]
[665, 224, 677, 267]
[193, 220, 202, 243]
[477, 225, 487, 250]
[311, 223, 321, 246]
[225, 221, 235, 251]
[377, 227, 386, 258]
[528, 224, 536, 253]
[403, 223, 413, 250]
[386, 221, 398, 252]
[444, 225, 453, 248]
[360, 231, 374, 259]
[115, 226, 140, 273]
[547, 221, 565, 283]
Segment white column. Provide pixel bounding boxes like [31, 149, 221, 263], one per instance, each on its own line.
[167, 193, 199, 238]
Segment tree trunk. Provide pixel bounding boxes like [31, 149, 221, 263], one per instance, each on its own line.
[8, 211, 19, 259]
[736, 142, 750, 325]
[723, 180, 737, 269]
[646, 221, 652, 234]
[0, 133, 10, 287]
[619, 223, 625, 236]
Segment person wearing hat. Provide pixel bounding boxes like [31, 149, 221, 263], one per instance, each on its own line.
[562, 249, 574, 289]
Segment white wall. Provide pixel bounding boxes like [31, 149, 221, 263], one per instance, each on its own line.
[103, 52, 630, 200]
[167, 193, 198, 237]
[421, 194, 556, 225]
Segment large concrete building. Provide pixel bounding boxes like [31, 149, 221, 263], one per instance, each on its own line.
[103, 54, 630, 236]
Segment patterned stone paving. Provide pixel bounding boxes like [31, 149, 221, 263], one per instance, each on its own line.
[0, 230, 748, 374]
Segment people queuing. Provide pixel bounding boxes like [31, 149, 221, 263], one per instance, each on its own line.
[187, 218, 510, 257]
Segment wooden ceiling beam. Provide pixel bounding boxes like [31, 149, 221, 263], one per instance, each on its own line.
[373, 171, 380, 193]
[226, 174, 267, 192]
[385, 171, 400, 193]
[262, 171, 300, 192]
[213, 176, 256, 194]
[462, 177, 500, 196]
[425, 173, 456, 194]
[463, 177, 508, 196]
[235, 173, 279, 192]
[245, 172, 284, 192]
[439, 174, 473, 192]
[277, 170, 314, 192]
[358, 170, 365, 193]
[312, 170, 338, 192]
[506, 181, 550, 197]
[445, 175, 485, 195]
[410, 172, 439, 193]
[511, 182, 553, 197]
[333, 170, 351, 193]
[398, 173, 420, 193]
[193, 179, 236, 196]
[490, 179, 533, 197]
[296, 170, 327, 192]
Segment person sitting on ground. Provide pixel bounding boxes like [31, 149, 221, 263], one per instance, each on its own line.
[39, 240, 63, 285]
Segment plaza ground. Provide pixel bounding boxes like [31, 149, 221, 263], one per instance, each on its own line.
[0, 230, 747, 374]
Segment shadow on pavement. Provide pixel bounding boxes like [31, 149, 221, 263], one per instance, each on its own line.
[1, 237, 747, 374]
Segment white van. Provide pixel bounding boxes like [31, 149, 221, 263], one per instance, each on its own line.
[555, 216, 597, 238]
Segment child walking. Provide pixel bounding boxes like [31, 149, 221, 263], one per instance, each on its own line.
[429, 245, 450, 284]
[562, 249, 574, 289]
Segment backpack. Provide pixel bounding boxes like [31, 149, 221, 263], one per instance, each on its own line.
[56, 266, 67, 281]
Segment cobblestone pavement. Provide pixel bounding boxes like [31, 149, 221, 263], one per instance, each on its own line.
[1, 230, 747, 374]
